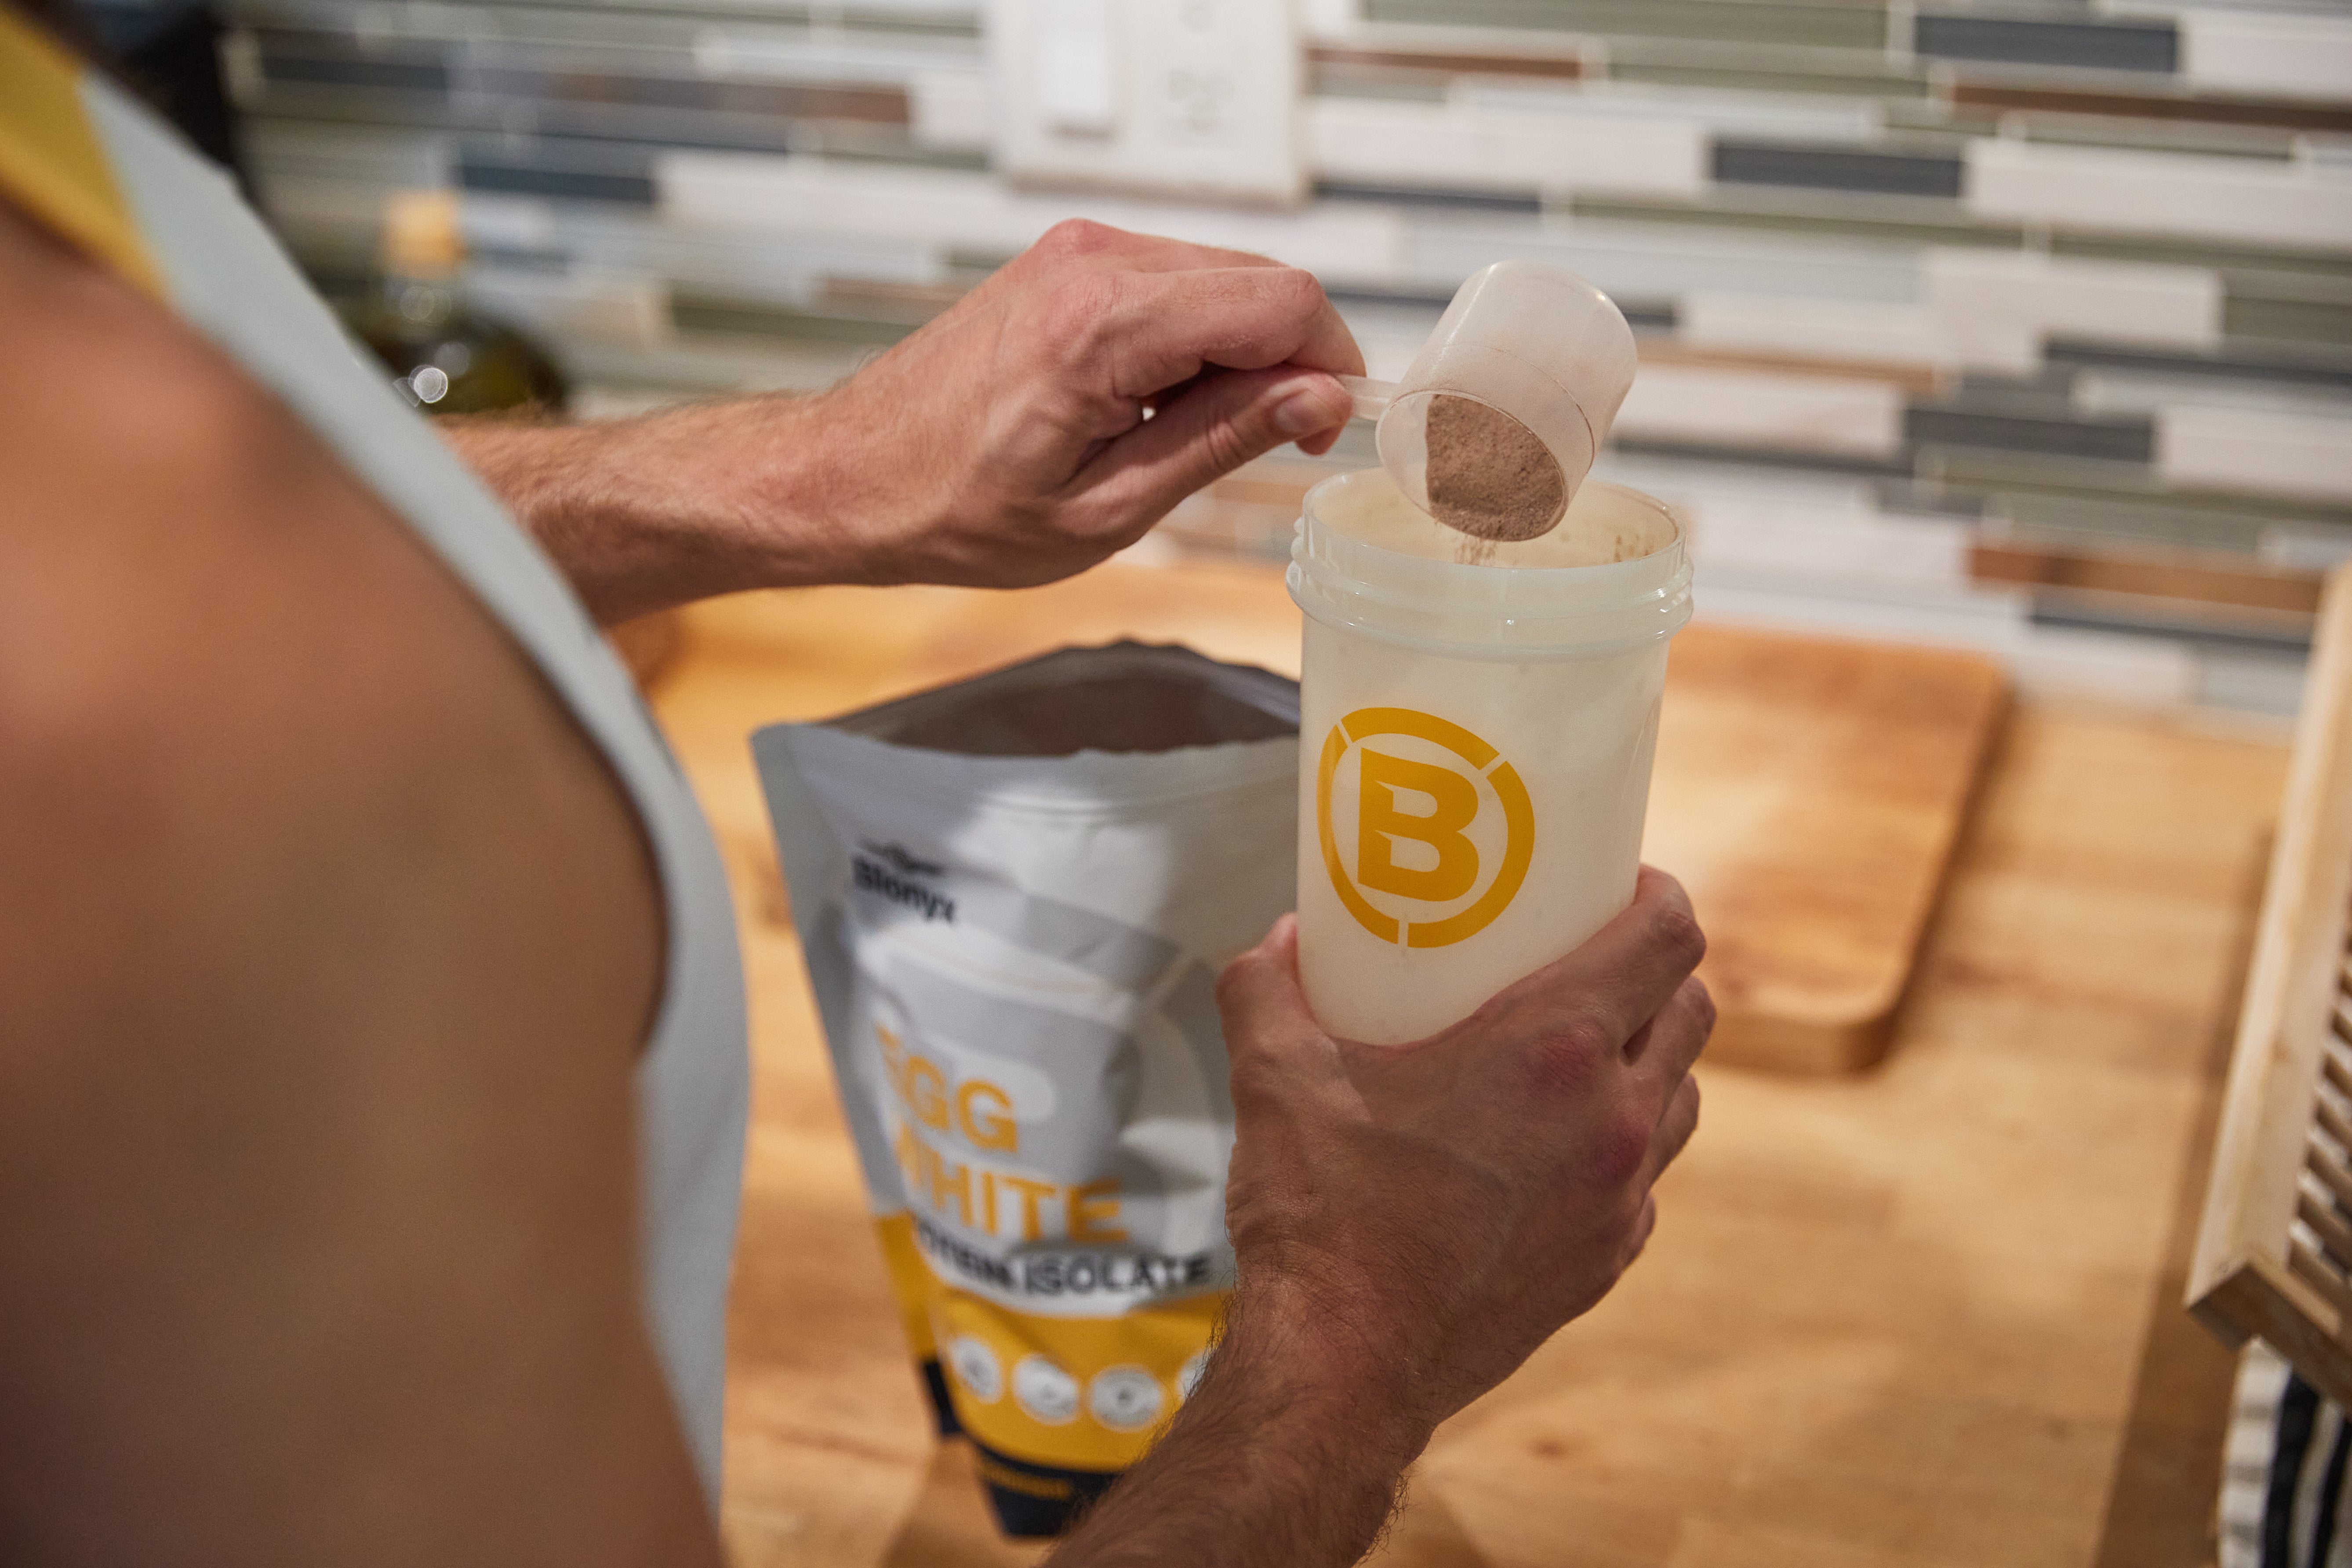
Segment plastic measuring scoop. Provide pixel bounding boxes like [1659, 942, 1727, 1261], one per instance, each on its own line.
[1332, 260, 1639, 543]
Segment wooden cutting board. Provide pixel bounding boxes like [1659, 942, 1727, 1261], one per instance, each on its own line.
[675, 556, 2006, 1074]
[1648, 624, 2006, 1072]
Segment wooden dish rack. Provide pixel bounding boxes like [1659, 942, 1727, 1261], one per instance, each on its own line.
[2191, 568, 2352, 1403]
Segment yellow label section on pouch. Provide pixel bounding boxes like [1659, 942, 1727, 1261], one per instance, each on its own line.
[876, 1215, 1224, 1471]
[1316, 706, 1534, 949]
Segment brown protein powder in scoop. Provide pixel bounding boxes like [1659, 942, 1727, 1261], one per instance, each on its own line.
[1422, 394, 1568, 546]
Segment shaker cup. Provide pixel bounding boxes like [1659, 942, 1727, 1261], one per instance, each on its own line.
[1287, 468, 1692, 1046]
[1335, 260, 1639, 542]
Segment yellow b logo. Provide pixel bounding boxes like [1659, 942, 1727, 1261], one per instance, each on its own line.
[1316, 708, 1534, 948]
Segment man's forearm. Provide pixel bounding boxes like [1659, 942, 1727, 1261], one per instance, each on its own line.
[437, 223, 1365, 623]
[440, 395, 860, 625]
[1047, 1288, 1431, 1568]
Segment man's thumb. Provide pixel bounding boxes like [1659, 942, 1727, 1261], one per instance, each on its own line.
[1077, 369, 1351, 529]
[1215, 913, 1324, 1057]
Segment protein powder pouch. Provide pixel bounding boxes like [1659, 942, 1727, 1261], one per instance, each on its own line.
[751, 642, 1299, 1537]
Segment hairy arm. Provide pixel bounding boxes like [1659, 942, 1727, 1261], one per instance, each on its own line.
[1050, 883, 1713, 1566]
[0, 202, 718, 1564]
[442, 219, 1362, 624]
[1046, 1283, 1424, 1568]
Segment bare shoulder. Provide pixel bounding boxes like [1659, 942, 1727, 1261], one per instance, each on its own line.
[0, 193, 659, 1067]
[0, 196, 478, 799]
[0, 201, 712, 1561]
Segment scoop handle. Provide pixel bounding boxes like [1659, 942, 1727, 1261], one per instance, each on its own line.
[1332, 373, 1398, 423]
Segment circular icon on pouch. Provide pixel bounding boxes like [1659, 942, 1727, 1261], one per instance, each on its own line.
[1315, 707, 1534, 950]
[1013, 1354, 1081, 1425]
[1176, 1348, 1211, 1404]
[946, 1335, 1004, 1403]
[1088, 1366, 1167, 1432]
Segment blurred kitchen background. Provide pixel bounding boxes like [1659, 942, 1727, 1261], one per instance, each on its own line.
[177, 0, 2352, 713]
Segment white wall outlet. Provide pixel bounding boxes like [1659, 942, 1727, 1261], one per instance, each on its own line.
[1299, 0, 1357, 42]
[1037, 0, 1118, 135]
[989, 0, 1305, 207]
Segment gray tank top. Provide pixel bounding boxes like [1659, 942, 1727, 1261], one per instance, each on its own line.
[1, 24, 750, 1500]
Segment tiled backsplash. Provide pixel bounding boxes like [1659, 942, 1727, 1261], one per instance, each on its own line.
[229, 0, 2352, 713]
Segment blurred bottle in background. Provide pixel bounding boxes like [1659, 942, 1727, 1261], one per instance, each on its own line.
[345, 192, 687, 686]
[68, 0, 248, 194]
[350, 190, 568, 416]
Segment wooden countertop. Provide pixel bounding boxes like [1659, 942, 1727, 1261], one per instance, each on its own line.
[650, 557, 2293, 1568]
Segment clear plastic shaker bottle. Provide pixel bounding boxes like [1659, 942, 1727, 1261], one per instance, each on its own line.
[1334, 260, 1639, 542]
[1289, 264, 1688, 1046]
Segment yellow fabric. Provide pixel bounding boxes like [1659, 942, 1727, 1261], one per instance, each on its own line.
[0, 7, 164, 297]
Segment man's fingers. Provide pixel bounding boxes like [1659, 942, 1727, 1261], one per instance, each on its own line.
[1481, 866, 1707, 1056]
[1214, 914, 1331, 1074]
[1022, 217, 1290, 278]
[1293, 422, 1347, 458]
[1622, 1192, 1658, 1269]
[1065, 266, 1364, 394]
[1629, 975, 1715, 1085]
[1630, 863, 1698, 919]
[1071, 365, 1351, 533]
[1641, 1073, 1701, 1189]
